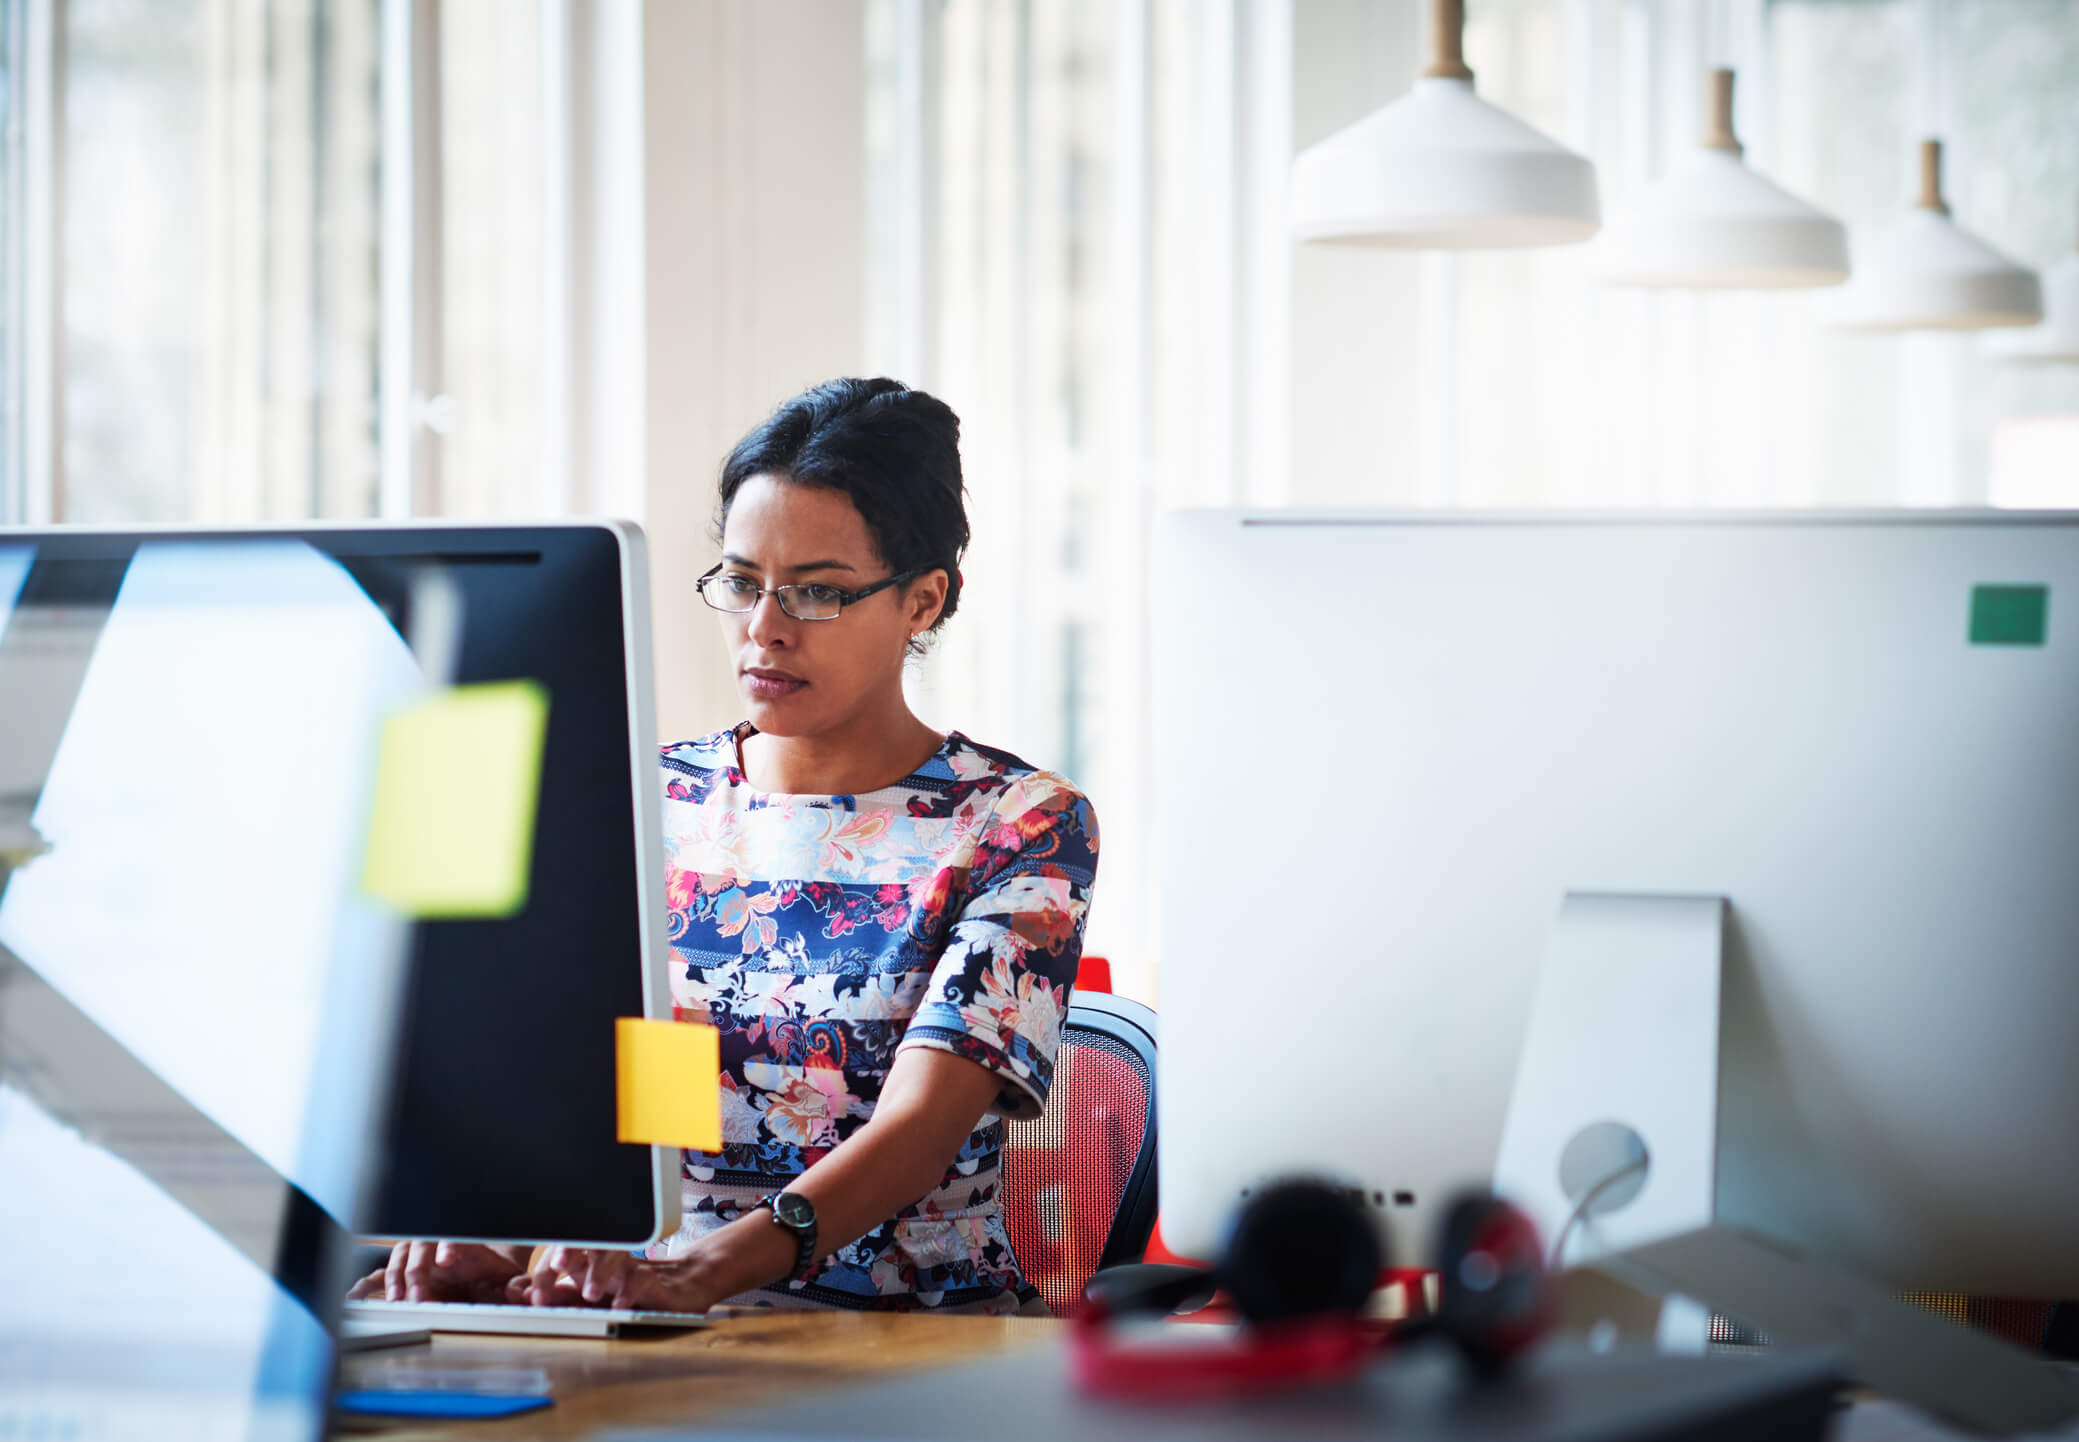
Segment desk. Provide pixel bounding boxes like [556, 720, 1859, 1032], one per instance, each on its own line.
[335, 1312, 1059, 1440]
[333, 1318, 1895, 1442]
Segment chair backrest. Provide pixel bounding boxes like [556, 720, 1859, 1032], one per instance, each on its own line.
[1001, 992, 1159, 1318]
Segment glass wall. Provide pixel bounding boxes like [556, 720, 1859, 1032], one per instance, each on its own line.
[10, 0, 2077, 984]
[868, 0, 2079, 985]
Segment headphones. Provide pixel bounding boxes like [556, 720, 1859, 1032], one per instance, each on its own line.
[1072, 1179, 1554, 1401]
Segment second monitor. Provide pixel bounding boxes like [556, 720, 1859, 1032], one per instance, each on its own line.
[1154, 510, 2079, 1299]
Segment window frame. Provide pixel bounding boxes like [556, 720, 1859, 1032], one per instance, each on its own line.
[4, 0, 58, 526]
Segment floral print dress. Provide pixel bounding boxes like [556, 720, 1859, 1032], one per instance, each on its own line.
[652, 724, 1099, 1313]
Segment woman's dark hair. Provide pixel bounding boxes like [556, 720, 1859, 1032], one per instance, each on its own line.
[716, 378, 969, 649]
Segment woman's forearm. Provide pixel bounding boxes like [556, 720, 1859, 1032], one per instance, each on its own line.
[699, 1048, 1006, 1294]
[793, 1050, 1005, 1254]
[527, 1049, 1009, 1311]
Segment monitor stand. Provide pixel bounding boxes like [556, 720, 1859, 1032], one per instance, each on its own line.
[1493, 891, 2079, 1438]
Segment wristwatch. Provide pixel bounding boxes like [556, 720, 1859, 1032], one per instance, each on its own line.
[759, 1190, 818, 1281]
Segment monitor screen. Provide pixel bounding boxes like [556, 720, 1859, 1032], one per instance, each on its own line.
[0, 534, 428, 1440]
[345, 523, 673, 1245]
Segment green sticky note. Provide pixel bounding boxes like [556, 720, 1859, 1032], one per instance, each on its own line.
[1969, 585, 2049, 647]
[361, 680, 550, 918]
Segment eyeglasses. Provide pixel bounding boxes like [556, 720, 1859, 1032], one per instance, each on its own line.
[695, 564, 925, 622]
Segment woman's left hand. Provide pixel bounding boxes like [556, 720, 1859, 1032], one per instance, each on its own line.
[512, 1049, 1004, 1313]
[511, 1218, 796, 1313]
[506, 1247, 643, 1309]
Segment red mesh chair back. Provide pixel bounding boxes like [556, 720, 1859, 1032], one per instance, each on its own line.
[1001, 993, 1158, 1318]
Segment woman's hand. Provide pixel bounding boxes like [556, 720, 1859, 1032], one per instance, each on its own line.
[508, 1050, 1005, 1314]
[511, 1217, 798, 1314]
[347, 1241, 530, 1303]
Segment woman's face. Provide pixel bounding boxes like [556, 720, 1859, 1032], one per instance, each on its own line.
[715, 473, 946, 739]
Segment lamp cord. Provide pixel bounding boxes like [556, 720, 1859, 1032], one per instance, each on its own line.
[1547, 1155, 1651, 1271]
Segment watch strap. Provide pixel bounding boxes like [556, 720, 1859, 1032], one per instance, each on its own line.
[759, 1191, 817, 1281]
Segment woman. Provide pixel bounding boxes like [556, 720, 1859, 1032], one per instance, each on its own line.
[353, 378, 1098, 1314]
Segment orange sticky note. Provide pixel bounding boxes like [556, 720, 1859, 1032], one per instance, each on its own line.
[615, 1017, 721, 1152]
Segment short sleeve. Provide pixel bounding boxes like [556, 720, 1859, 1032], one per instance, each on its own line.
[894, 773, 1099, 1120]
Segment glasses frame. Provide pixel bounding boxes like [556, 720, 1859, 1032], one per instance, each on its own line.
[695, 563, 928, 622]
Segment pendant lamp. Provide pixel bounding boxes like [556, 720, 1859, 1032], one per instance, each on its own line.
[1594, 70, 1847, 289]
[1985, 194, 2079, 364]
[1289, 0, 1599, 250]
[1828, 140, 2042, 331]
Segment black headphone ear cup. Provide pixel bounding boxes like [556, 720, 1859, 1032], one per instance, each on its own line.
[1434, 1191, 1553, 1370]
[1221, 1180, 1385, 1326]
[1082, 1263, 1219, 1318]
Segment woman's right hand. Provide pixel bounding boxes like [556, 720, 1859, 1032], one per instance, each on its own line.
[346, 1241, 530, 1303]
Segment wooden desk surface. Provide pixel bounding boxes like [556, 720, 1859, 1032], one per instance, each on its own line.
[335, 1312, 1060, 1440]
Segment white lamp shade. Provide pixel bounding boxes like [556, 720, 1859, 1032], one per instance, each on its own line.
[1290, 77, 1600, 250]
[1984, 255, 2079, 363]
[1828, 208, 2043, 331]
[1594, 149, 1849, 289]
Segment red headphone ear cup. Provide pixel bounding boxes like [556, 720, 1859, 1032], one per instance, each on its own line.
[1434, 1191, 1554, 1370]
[1071, 1182, 1383, 1403]
[1221, 1180, 1384, 1325]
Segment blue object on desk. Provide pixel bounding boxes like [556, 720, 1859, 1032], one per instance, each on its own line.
[336, 1390, 555, 1419]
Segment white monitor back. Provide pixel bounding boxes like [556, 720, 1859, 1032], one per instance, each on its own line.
[1154, 511, 2079, 1296]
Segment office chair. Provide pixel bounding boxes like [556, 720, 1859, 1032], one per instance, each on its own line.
[1001, 992, 1159, 1318]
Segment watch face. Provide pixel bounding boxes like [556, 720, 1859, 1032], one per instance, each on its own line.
[773, 1192, 815, 1229]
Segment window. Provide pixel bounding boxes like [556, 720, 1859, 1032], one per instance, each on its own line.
[1435, 0, 2079, 510]
[915, 0, 1118, 792]
[416, 0, 562, 518]
[1948, 0, 2079, 504]
[60, 0, 383, 523]
[0, 0, 53, 528]
[6, 0, 583, 527]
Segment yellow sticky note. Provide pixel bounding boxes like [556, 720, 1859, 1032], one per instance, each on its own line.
[616, 1017, 722, 1152]
[360, 680, 550, 918]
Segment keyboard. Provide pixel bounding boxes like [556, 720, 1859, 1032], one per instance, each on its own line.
[344, 1299, 709, 1339]
[339, 1317, 432, 1351]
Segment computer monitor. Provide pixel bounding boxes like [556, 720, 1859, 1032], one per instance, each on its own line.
[345, 522, 676, 1247]
[0, 533, 431, 1438]
[1153, 510, 2079, 1300]
[4, 521, 677, 1250]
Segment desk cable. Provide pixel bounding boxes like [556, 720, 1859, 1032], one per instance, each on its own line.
[1547, 1154, 1651, 1272]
